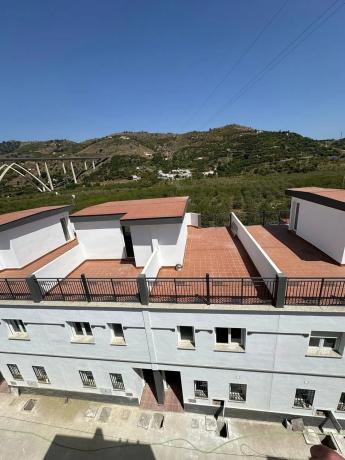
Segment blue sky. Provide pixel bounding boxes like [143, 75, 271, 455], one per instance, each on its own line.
[0, 0, 344, 141]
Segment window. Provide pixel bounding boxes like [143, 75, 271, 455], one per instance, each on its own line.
[60, 217, 70, 241]
[33, 366, 50, 384]
[215, 327, 245, 351]
[177, 326, 195, 349]
[308, 332, 342, 356]
[7, 364, 23, 380]
[194, 380, 208, 399]
[110, 373, 125, 391]
[294, 388, 315, 408]
[110, 323, 126, 345]
[337, 393, 345, 411]
[71, 322, 92, 336]
[229, 383, 247, 402]
[79, 370, 96, 388]
[5, 319, 28, 338]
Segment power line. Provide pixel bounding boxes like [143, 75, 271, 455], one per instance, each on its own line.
[201, 0, 344, 129]
[182, 0, 289, 129]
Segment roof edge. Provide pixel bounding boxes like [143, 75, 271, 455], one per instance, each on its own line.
[0, 205, 74, 232]
[286, 189, 345, 212]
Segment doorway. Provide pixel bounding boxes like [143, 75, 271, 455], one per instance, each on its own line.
[122, 226, 134, 258]
[164, 371, 184, 410]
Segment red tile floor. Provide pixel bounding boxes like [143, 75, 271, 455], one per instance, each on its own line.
[247, 225, 345, 277]
[159, 226, 258, 278]
[67, 259, 142, 278]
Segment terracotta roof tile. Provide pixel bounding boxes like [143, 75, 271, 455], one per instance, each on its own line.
[0, 205, 70, 228]
[287, 187, 345, 204]
[71, 196, 189, 221]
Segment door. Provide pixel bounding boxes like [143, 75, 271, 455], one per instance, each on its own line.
[122, 226, 134, 258]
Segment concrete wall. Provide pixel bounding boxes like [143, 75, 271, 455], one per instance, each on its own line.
[185, 212, 200, 227]
[0, 211, 74, 270]
[230, 213, 282, 288]
[1, 303, 345, 419]
[131, 215, 188, 267]
[289, 198, 345, 264]
[33, 244, 86, 279]
[141, 249, 161, 278]
[73, 219, 126, 260]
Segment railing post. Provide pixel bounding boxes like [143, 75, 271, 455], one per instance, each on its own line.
[318, 278, 325, 306]
[81, 273, 91, 302]
[138, 274, 149, 305]
[26, 275, 42, 303]
[206, 273, 210, 305]
[274, 273, 287, 308]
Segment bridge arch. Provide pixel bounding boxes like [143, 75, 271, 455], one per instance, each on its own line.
[0, 163, 52, 192]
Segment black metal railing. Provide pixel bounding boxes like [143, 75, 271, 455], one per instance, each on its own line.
[0, 278, 31, 300]
[1, 274, 344, 307]
[235, 210, 290, 226]
[285, 278, 345, 306]
[36, 277, 140, 302]
[146, 276, 276, 305]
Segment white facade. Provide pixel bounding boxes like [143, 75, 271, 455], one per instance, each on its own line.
[1, 303, 345, 421]
[73, 214, 189, 268]
[289, 197, 345, 264]
[0, 210, 74, 270]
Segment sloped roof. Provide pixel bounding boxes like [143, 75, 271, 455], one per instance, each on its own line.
[286, 187, 345, 211]
[0, 205, 71, 230]
[71, 196, 189, 222]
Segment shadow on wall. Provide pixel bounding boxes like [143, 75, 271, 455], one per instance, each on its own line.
[44, 427, 155, 460]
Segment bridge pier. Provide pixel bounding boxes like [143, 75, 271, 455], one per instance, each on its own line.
[62, 162, 66, 175]
[84, 161, 88, 171]
[36, 163, 41, 177]
[44, 162, 54, 190]
[92, 160, 95, 170]
[70, 161, 77, 184]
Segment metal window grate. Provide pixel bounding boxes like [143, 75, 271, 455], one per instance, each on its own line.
[7, 319, 26, 334]
[110, 373, 125, 390]
[79, 370, 96, 387]
[338, 393, 345, 411]
[7, 364, 23, 380]
[32, 366, 50, 384]
[294, 388, 315, 408]
[194, 380, 208, 398]
[229, 383, 247, 401]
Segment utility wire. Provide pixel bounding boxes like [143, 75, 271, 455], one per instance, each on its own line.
[182, 0, 290, 129]
[201, 0, 345, 129]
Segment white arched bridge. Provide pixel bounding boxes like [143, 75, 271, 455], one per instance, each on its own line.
[0, 156, 109, 192]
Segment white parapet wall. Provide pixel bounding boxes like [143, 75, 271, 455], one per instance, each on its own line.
[33, 244, 86, 280]
[230, 212, 283, 282]
[141, 248, 162, 279]
[185, 212, 200, 227]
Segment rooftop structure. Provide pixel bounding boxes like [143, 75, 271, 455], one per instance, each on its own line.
[1, 190, 345, 429]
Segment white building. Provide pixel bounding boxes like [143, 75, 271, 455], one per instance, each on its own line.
[0, 190, 345, 427]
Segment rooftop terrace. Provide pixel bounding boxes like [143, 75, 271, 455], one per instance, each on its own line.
[159, 226, 258, 278]
[67, 259, 141, 278]
[248, 225, 345, 278]
[0, 239, 78, 278]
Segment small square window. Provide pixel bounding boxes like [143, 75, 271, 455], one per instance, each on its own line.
[79, 370, 96, 388]
[110, 373, 125, 391]
[308, 332, 342, 356]
[229, 383, 247, 402]
[110, 323, 126, 345]
[294, 388, 315, 408]
[194, 380, 208, 399]
[5, 319, 28, 338]
[337, 393, 345, 411]
[7, 364, 23, 381]
[178, 326, 195, 349]
[215, 327, 245, 351]
[33, 366, 50, 384]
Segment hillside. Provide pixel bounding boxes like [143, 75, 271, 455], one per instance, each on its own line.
[0, 124, 344, 193]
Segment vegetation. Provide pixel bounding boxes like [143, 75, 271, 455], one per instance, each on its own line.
[0, 124, 344, 225]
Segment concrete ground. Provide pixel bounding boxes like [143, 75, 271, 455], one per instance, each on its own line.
[0, 392, 315, 460]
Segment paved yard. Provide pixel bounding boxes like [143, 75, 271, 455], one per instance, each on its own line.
[0, 392, 317, 460]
